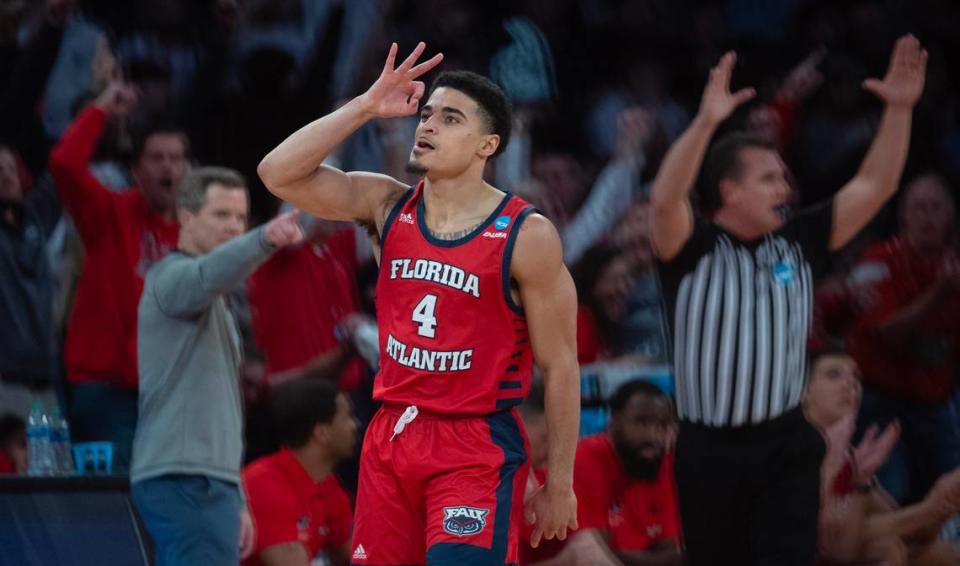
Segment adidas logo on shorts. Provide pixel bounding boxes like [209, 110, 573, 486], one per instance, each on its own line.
[352, 544, 368, 560]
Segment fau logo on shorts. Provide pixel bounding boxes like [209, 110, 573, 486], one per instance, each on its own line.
[442, 506, 490, 536]
[399, 213, 415, 224]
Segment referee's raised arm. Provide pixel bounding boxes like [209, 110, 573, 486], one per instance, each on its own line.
[649, 52, 754, 261]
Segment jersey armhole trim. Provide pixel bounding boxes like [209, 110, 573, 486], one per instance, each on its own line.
[379, 187, 415, 249]
[501, 206, 537, 314]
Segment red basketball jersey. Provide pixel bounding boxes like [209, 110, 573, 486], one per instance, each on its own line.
[374, 182, 536, 416]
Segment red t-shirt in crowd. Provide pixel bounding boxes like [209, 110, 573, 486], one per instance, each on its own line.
[247, 229, 364, 391]
[573, 434, 680, 552]
[48, 106, 179, 390]
[846, 238, 960, 404]
[242, 448, 353, 566]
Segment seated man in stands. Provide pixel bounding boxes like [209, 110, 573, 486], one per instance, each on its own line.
[242, 379, 356, 566]
[522, 380, 683, 565]
[805, 346, 960, 565]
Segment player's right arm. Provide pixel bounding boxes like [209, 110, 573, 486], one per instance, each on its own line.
[649, 52, 754, 261]
[258, 42, 442, 226]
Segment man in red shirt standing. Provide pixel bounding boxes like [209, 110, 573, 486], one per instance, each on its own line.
[843, 173, 960, 504]
[243, 379, 356, 566]
[48, 78, 189, 471]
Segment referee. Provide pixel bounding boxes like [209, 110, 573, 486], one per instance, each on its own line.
[650, 37, 926, 565]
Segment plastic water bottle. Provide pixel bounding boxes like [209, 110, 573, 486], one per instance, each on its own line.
[49, 407, 74, 475]
[26, 401, 53, 476]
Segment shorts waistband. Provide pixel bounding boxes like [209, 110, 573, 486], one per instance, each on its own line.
[379, 403, 512, 421]
[679, 406, 811, 440]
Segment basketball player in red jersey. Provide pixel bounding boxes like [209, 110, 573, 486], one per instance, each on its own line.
[258, 42, 580, 566]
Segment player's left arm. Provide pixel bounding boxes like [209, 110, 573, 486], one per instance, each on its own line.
[512, 213, 580, 546]
[830, 35, 926, 251]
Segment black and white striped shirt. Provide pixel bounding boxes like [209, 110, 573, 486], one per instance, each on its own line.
[657, 201, 833, 427]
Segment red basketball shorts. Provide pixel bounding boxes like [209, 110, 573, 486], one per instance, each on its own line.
[350, 405, 530, 565]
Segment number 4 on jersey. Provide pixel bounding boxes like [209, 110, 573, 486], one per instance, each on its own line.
[412, 294, 438, 338]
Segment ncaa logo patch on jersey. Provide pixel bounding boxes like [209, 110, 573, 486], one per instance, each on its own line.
[442, 506, 490, 536]
[772, 261, 796, 284]
[494, 215, 511, 230]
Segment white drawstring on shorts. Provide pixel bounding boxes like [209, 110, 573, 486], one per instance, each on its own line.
[390, 405, 419, 441]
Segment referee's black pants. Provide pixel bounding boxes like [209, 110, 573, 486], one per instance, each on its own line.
[675, 407, 826, 566]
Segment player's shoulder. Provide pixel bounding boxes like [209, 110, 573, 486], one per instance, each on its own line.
[513, 213, 562, 261]
[347, 171, 413, 221]
[516, 211, 556, 234]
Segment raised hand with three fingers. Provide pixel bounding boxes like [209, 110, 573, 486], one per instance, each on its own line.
[360, 42, 444, 119]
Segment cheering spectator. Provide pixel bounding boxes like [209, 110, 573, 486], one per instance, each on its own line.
[0, 143, 61, 417]
[131, 167, 303, 565]
[844, 173, 960, 504]
[48, 78, 189, 471]
[805, 346, 960, 565]
[242, 379, 356, 566]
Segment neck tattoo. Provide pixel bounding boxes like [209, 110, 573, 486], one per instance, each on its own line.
[428, 221, 483, 241]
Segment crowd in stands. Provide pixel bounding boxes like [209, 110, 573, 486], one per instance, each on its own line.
[1, 0, 958, 564]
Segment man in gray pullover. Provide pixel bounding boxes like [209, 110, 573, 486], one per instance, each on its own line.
[130, 166, 303, 566]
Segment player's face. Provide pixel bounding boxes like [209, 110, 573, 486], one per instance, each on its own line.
[805, 354, 861, 427]
[179, 184, 248, 254]
[722, 147, 793, 235]
[133, 133, 189, 214]
[328, 394, 358, 461]
[610, 393, 674, 480]
[901, 177, 955, 252]
[407, 87, 498, 178]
